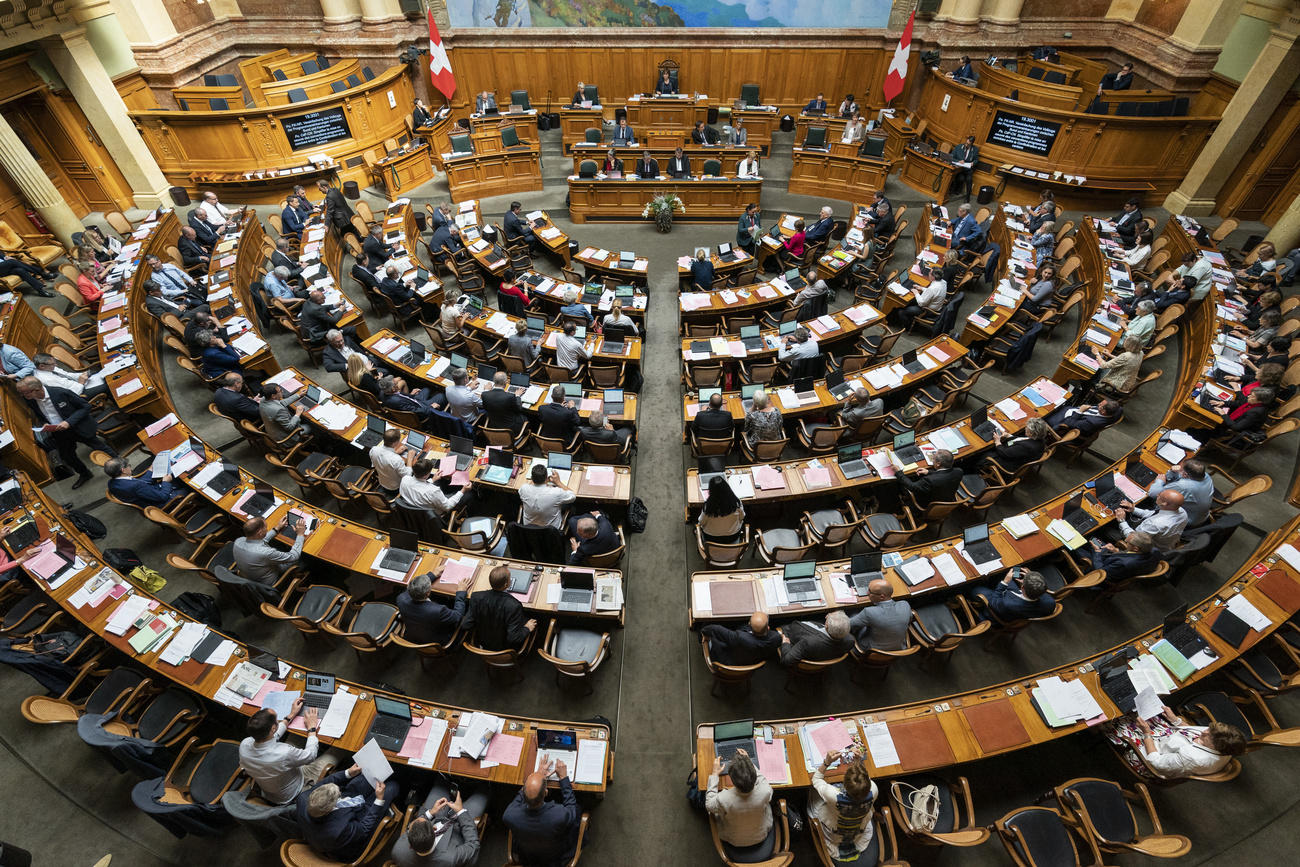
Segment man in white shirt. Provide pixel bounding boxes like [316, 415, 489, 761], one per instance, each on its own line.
[554, 322, 588, 375]
[1174, 251, 1213, 302]
[370, 428, 415, 496]
[1148, 460, 1215, 527]
[198, 191, 236, 230]
[777, 326, 819, 361]
[32, 353, 107, 399]
[519, 464, 577, 529]
[443, 367, 483, 423]
[239, 699, 333, 804]
[1115, 489, 1188, 551]
[398, 457, 471, 518]
[894, 269, 947, 328]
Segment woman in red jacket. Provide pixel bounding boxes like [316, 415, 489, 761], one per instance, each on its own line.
[497, 270, 534, 311]
[75, 263, 105, 309]
[778, 219, 806, 271]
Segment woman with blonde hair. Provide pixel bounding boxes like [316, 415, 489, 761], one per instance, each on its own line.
[436, 285, 466, 341]
[601, 299, 638, 335]
[346, 352, 380, 400]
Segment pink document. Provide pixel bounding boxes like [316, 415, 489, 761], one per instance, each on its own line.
[810, 721, 854, 756]
[485, 733, 525, 766]
[398, 716, 437, 759]
[753, 465, 785, 490]
[755, 739, 790, 784]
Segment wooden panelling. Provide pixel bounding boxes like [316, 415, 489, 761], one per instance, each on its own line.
[113, 70, 158, 111]
[567, 177, 761, 223]
[238, 0, 323, 15]
[130, 65, 414, 201]
[443, 147, 542, 200]
[443, 36, 920, 120]
[1216, 93, 1300, 223]
[979, 63, 1082, 111]
[787, 149, 891, 202]
[259, 59, 362, 106]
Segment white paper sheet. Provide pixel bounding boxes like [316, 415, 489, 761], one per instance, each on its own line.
[862, 722, 900, 767]
[354, 738, 395, 786]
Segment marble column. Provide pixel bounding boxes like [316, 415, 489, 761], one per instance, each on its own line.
[320, 0, 363, 25]
[936, 0, 984, 24]
[360, 0, 404, 24]
[1104, 0, 1144, 21]
[207, 0, 243, 20]
[982, 0, 1025, 26]
[0, 114, 84, 245]
[104, 0, 177, 44]
[1163, 11, 1300, 215]
[1265, 189, 1300, 252]
[1171, 0, 1248, 51]
[44, 28, 170, 209]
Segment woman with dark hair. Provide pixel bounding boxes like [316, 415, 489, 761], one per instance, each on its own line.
[706, 748, 773, 849]
[699, 476, 745, 544]
[1105, 706, 1246, 780]
[497, 269, 533, 311]
[809, 750, 878, 864]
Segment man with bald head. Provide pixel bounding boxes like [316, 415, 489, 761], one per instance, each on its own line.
[700, 612, 782, 666]
[234, 515, 306, 585]
[502, 758, 581, 867]
[1115, 489, 1188, 551]
[847, 579, 912, 650]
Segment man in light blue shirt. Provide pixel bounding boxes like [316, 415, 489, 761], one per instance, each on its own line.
[263, 266, 297, 300]
[145, 254, 199, 301]
[0, 343, 34, 381]
[1148, 459, 1215, 527]
[443, 367, 483, 423]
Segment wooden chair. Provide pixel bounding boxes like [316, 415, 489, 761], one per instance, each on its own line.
[796, 419, 849, 453]
[280, 803, 402, 866]
[740, 435, 788, 462]
[801, 501, 863, 558]
[463, 626, 538, 683]
[808, 807, 908, 866]
[695, 525, 751, 568]
[503, 813, 590, 867]
[97, 687, 206, 748]
[888, 775, 989, 847]
[1052, 777, 1191, 859]
[994, 805, 1110, 867]
[689, 430, 735, 458]
[584, 525, 627, 567]
[390, 625, 462, 676]
[259, 576, 349, 639]
[738, 359, 780, 385]
[39, 305, 93, 341]
[975, 601, 1064, 651]
[782, 649, 848, 693]
[909, 597, 990, 666]
[533, 432, 581, 455]
[849, 634, 920, 683]
[443, 514, 506, 555]
[1206, 466, 1272, 520]
[1182, 686, 1300, 749]
[684, 362, 724, 390]
[537, 620, 611, 695]
[21, 665, 151, 725]
[320, 600, 399, 662]
[480, 422, 531, 451]
[858, 507, 928, 551]
[700, 632, 766, 698]
[708, 799, 796, 867]
[141, 502, 231, 561]
[754, 527, 816, 565]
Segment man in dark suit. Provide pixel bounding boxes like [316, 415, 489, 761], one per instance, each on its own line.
[804, 206, 834, 244]
[691, 121, 719, 145]
[634, 151, 659, 178]
[104, 458, 182, 508]
[970, 568, 1055, 622]
[316, 179, 360, 242]
[567, 511, 618, 565]
[411, 97, 435, 129]
[187, 209, 218, 249]
[177, 226, 210, 270]
[778, 611, 853, 666]
[736, 202, 761, 252]
[463, 565, 537, 650]
[688, 249, 714, 290]
[377, 266, 419, 318]
[538, 385, 581, 441]
[380, 376, 442, 426]
[611, 118, 635, 146]
[692, 393, 735, 440]
[483, 372, 527, 433]
[429, 223, 464, 263]
[1112, 198, 1143, 245]
[869, 200, 896, 255]
[504, 201, 539, 253]
[362, 224, 392, 270]
[701, 612, 781, 665]
[950, 135, 980, 200]
[1098, 62, 1134, 93]
[296, 766, 399, 863]
[270, 239, 302, 284]
[428, 202, 453, 231]
[579, 412, 631, 450]
[396, 569, 469, 645]
[213, 372, 261, 421]
[16, 377, 113, 488]
[804, 93, 828, 113]
[184, 311, 216, 355]
[143, 280, 207, 320]
[667, 148, 691, 178]
[951, 55, 976, 82]
[1046, 399, 1122, 436]
[502, 763, 581, 867]
[950, 203, 983, 252]
[601, 148, 623, 175]
[301, 289, 354, 342]
[321, 330, 368, 376]
[899, 449, 963, 507]
[1078, 531, 1159, 584]
[281, 196, 307, 241]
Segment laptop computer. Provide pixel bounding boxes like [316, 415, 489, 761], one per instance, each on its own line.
[697, 387, 721, 408]
[508, 372, 531, 394]
[740, 383, 762, 413]
[603, 340, 625, 355]
[718, 242, 739, 262]
[603, 389, 624, 416]
[1161, 604, 1208, 656]
[355, 415, 386, 449]
[713, 719, 757, 767]
[1099, 661, 1139, 713]
[378, 528, 421, 574]
[449, 351, 470, 371]
[778, 320, 798, 336]
[302, 672, 336, 710]
[525, 316, 546, 340]
[900, 349, 925, 375]
[2, 517, 39, 556]
[292, 385, 322, 410]
[892, 430, 924, 465]
[547, 452, 573, 471]
[366, 695, 413, 751]
[826, 370, 853, 401]
[963, 523, 1000, 565]
[536, 728, 579, 770]
[838, 444, 870, 480]
[448, 435, 475, 471]
[970, 404, 997, 441]
[784, 268, 806, 291]
[209, 463, 243, 496]
[697, 454, 727, 493]
[400, 340, 428, 368]
[405, 430, 428, 453]
[242, 482, 276, 518]
[1124, 455, 1158, 488]
[561, 382, 584, 400]
[1095, 472, 1126, 509]
[739, 325, 765, 353]
[850, 552, 884, 595]
[557, 569, 595, 613]
[793, 376, 817, 403]
[1062, 491, 1098, 534]
[783, 559, 821, 603]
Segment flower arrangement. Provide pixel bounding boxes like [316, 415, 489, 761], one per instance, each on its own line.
[642, 193, 685, 232]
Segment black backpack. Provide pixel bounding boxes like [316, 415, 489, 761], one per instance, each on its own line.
[103, 548, 143, 572]
[173, 592, 223, 628]
[627, 497, 648, 533]
[64, 507, 106, 540]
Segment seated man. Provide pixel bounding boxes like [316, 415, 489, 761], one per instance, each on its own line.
[260, 382, 309, 444]
[898, 449, 963, 508]
[301, 289, 356, 343]
[377, 266, 420, 318]
[567, 511, 619, 565]
[1045, 398, 1123, 436]
[463, 565, 537, 651]
[443, 367, 483, 424]
[538, 384, 582, 442]
[380, 375, 442, 426]
[103, 457, 182, 508]
[295, 765, 399, 863]
[578, 411, 632, 451]
[483, 371, 527, 434]
[398, 457, 473, 520]
[504, 201, 540, 254]
[778, 611, 853, 666]
[1078, 531, 1159, 584]
[362, 224, 393, 270]
[520, 464, 577, 530]
[1148, 460, 1214, 527]
[969, 568, 1055, 622]
[390, 784, 487, 867]
[197, 330, 247, 380]
[234, 516, 306, 586]
[144, 253, 206, 307]
[321, 329, 370, 376]
[700, 612, 782, 666]
[666, 147, 691, 179]
[502, 762, 582, 867]
[177, 226, 211, 270]
[692, 392, 735, 441]
[1113, 489, 1187, 552]
[143, 279, 207, 321]
[213, 372, 261, 422]
[239, 698, 330, 806]
[395, 569, 472, 646]
[691, 120, 720, 145]
[804, 207, 834, 245]
[262, 266, 298, 302]
[33, 352, 108, 401]
[848, 580, 912, 650]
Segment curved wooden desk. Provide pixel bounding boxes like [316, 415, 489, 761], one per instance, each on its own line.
[567, 177, 761, 224]
[0, 298, 57, 482]
[696, 517, 1300, 787]
[570, 145, 756, 178]
[442, 146, 543, 201]
[8, 479, 614, 792]
[678, 303, 882, 368]
[259, 59, 363, 106]
[977, 62, 1083, 112]
[787, 148, 891, 204]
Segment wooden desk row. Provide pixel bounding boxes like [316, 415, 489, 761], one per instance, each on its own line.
[787, 148, 891, 203]
[203, 211, 281, 379]
[678, 302, 883, 367]
[8, 478, 614, 792]
[0, 298, 57, 482]
[566, 178, 761, 224]
[442, 146, 543, 202]
[517, 271, 647, 328]
[559, 100, 778, 155]
[459, 299, 644, 369]
[697, 517, 1300, 788]
[677, 278, 793, 328]
[294, 215, 371, 343]
[570, 144, 759, 178]
[360, 329, 640, 430]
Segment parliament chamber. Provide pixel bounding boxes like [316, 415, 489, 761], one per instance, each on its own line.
[0, 0, 1298, 865]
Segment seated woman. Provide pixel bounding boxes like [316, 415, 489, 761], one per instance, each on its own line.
[809, 751, 878, 865]
[706, 749, 773, 855]
[1021, 264, 1057, 315]
[838, 94, 858, 118]
[1104, 706, 1246, 780]
[346, 353, 382, 401]
[1235, 241, 1279, 282]
[1242, 289, 1282, 332]
[775, 219, 805, 271]
[981, 418, 1053, 473]
[939, 248, 963, 285]
[1026, 190, 1056, 232]
[601, 299, 638, 336]
[1238, 359, 1295, 402]
[497, 269, 533, 312]
[435, 285, 467, 342]
[1192, 386, 1276, 445]
[1123, 299, 1157, 346]
[1120, 230, 1153, 269]
[1029, 221, 1056, 267]
[1088, 335, 1145, 400]
[1244, 310, 1283, 356]
[82, 225, 121, 262]
[699, 476, 745, 544]
[743, 390, 784, 447]
[75, 262, 106, 309]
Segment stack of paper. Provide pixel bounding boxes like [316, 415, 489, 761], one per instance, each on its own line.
[1046, 519, 1086, 550]
[1003, 514, 1039, 539]
[319, 687, 359, 738]
[862, 722, 900, 767]
[450, 711, 503, 760]
[1033, 676, 1104, 726]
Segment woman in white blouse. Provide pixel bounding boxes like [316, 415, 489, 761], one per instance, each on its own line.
[601, 299, 638, 335]
[841, 114, 865, 144]
[699, 476, 745, 543]
[737, 151, 760, 179]
[809, 751, 878, 864]
[1105, 706, 1245, 780]
[838, 94, 858, 118]
[705, 749, 773, 849]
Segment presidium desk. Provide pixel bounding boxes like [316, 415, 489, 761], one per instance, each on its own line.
[566, 175, 762, 223]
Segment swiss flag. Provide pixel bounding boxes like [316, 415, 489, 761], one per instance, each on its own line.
[428, 11, 456, 102]
[882, 11, 915, 105]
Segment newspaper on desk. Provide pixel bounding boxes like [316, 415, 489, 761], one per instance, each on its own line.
[449, 711, 503, 761]
[214, 661, 273, 708]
